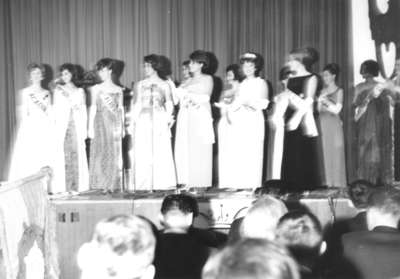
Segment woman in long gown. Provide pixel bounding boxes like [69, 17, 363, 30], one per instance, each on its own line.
[223, 53, 269, 189]
[53, 63, 89, 193]
[353, 60, 392, 185]
[317, 63, 347, 187]
[8, 63, 56, 190]
[174, 50, 214, 188]
[88, 58, 124, 191]
[216, 64, 243, 188]
[131, 54, 176, 190]
[281, 47, 323, 190]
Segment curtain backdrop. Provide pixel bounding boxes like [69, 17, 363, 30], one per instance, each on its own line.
[0, 0, 352, 181]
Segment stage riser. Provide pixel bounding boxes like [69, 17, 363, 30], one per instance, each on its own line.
[51, 197, 358, 279]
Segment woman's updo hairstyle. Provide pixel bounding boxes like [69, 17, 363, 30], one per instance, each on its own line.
[95, 58, 117, 73]
[143, 54, 172, 80]
[290, 47, 319, 71]
[27, 62, 46, 76]
[189, 50, 212, 75]
[360, 60, 380, 77]
[239, 52, 264, 77]
[323, 63, 340, 81]
[226, 64, 244, 82]
[59, 63, 79, 85]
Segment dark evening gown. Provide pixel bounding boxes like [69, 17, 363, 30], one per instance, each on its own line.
[281, 74, 323, 190]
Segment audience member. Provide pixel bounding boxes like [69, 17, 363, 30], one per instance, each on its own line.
[77, 214, 156, 279]
[324, 179, 376, 274]
[154, 194, 226, 279]
[202, 238, 300, 279]
[228, 194, 288, 243]
[276, 210, 326, 279]
[341, 187, 400, 279]
[346, 179, 376, 231]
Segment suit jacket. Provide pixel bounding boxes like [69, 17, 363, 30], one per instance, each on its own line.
[341, 226, 400, 279]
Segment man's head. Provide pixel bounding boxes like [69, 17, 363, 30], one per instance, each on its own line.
[160, 194, 199, 231]
[241, 195, 288, 240]
[348, 180, 377, 209]
[275, 210, 325, 269]
[77, 214, 156, 279]
[202, 238, 299, 279]
[366, 187, 400, 230]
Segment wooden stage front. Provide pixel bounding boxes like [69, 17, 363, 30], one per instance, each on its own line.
[50, 188, 357, 279]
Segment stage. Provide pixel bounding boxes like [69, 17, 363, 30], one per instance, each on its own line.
[50, 188, 358, 279]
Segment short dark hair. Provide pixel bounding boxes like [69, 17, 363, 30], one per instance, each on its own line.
[160, 194, 199, 217]
[323, 63, 340, 81]
[202, 238, 299, 279]
[27, 62, 45, 76]
[290, 47, 319, 71]
[239, 52, 264, 77]
[95, 58, 116, 73]
[367, 187, 400, 219]
[59, 63, 78, 85]
[360, 60, 380, 77]
[189, 50, 212, 75]
[226, 64, 243, 81]
[276, 210, 323, 266]
[144, 54, 172, 80]
[348, 180, 376, 209]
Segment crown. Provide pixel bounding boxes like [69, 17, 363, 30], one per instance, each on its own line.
[241, 53, 257, 59]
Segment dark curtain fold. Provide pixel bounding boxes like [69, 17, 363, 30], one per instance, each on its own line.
[0, 0, 352, 181]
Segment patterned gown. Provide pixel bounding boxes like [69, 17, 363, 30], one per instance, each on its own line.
[89, 85, 123, 191]
[53, 87, 89, 193]
[354, 84, 392, 185]
[132, 80, 176, 190]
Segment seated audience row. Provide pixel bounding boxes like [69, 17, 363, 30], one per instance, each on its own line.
[77, 185, 400, 279]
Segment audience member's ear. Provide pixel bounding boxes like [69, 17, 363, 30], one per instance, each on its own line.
[319, 241, 327, 255]
[158, 213, 166, 227]
[141, 264, 155, 279]
[184, 212, 194, 226]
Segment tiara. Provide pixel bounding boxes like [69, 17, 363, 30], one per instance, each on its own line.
[241, 53, 257, 59]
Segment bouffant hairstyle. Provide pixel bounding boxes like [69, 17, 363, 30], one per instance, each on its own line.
[323, 63, 340, 82]
[290, 47, 319, 71]
[27, 62, 45, 76]
[95, 58, 117, 73]
[360, 59, 380, 77]
[144, 54, 171, 80]
[189, 50, 212, 75]
[239, 52, 264, 77]
[59, 63, 78, 85]
[226, 64, 243, 81]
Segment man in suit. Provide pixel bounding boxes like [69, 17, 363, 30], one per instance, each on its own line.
[341, 187, 400, 279]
